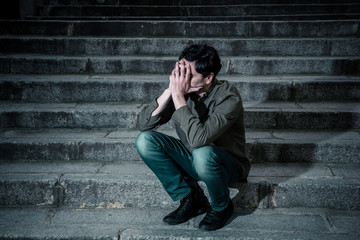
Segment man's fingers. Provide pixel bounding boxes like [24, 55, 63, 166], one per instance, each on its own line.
[179, 62, 186, 79]
[174, 62, 180, 79]
[169, 69, 175, 81]
[187, 86, 202, 94]
[185, 62, 191, 80]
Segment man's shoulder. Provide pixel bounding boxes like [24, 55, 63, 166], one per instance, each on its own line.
[214, 79, 240, 96]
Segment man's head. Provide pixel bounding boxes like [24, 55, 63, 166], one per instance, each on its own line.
[178, 44, 222, 94]
[179, 44, 222, 79]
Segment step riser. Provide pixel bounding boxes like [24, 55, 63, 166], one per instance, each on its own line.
[1, 176, 358, 210]
[42, 0, 360, 5]
[37, 5, 360, 17]
[1, 140, 358, 164]
[1, 21, 358, 37]
[2, 79, 360, 102]
[0, 178, 55, 206]
[0, 110, 139, 129]
[28, 14, 360, 21]
[1, 38, 358, 57]
[1, 109, 358, 129]
[57, 177, 360, 210]
[273, 179, 360, 209]
[1, 57, 359, 75]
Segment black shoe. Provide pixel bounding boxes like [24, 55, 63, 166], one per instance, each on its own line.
[163, 188, 210, 225]
[199, 200, 234, 231]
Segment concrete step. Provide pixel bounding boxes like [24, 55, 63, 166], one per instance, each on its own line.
[42, 0, 360, 6]
[0, 206, 358, 240]
[1, 55, 359, 75]
[0, 162, 359, 210]
[0, 101, 359, 129]
[35, 4, 360, 17]
[27, 13, 360, 21]
[0, 20, 358, 37]
[1, 37, 359, 57]
[1, 128, 359, 164]
[2, 74, 360, 103]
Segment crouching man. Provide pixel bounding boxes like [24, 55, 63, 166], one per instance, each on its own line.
[135, 44, 250, 231]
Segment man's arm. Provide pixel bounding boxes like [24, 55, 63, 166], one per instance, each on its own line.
[137, 85, 173, 132]
[137, 59, 201, 132]
[152, 60, 193, 116]
[151, 88, 172, 116]
[173, 92, 242, 149]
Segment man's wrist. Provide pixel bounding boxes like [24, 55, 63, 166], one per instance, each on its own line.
[164, 88, 172, 95]
[172, 93, 187, 110]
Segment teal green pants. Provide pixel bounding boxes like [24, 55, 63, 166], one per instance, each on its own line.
[135, 131, 244, 211]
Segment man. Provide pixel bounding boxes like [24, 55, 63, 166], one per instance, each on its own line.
[135, 44, 250, 231]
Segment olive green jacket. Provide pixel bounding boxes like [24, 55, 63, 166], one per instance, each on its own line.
[137, 79, 250, 178]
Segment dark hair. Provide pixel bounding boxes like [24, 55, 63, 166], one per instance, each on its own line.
[179, 44, 222, 77]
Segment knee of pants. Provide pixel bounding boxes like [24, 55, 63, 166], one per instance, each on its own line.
[192, 146, 219, 179]
[135, 131, 159, 157]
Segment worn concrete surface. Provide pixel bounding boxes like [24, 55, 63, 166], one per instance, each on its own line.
[1, 74, 360, 103]
[1, 37, 359, 56]
[1, 162, 359, 210]
[0, 20, 359, 37]
[0, 206, 359, 240]
[1, 55, 359, 75]
[0, 101, 359, 129]
[36, 4, 360, 18]
[1, 128, 359, 163]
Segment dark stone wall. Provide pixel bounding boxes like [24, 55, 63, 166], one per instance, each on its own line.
[0, 0, 20, 19]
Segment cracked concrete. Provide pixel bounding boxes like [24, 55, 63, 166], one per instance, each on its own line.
[0, 206, 358, 239]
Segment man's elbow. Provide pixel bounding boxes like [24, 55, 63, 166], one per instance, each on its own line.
[137, 123, 152, 132]
[187, 131, 211, 149]
[188, 139, 207, 149]
[136, 119, 149, 132]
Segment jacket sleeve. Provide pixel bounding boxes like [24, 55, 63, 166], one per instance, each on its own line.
[136, 98, 175, 132]
[172, 93, 241, 149]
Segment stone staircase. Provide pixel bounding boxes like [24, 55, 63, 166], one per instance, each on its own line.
[0, 0, 360, 239]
